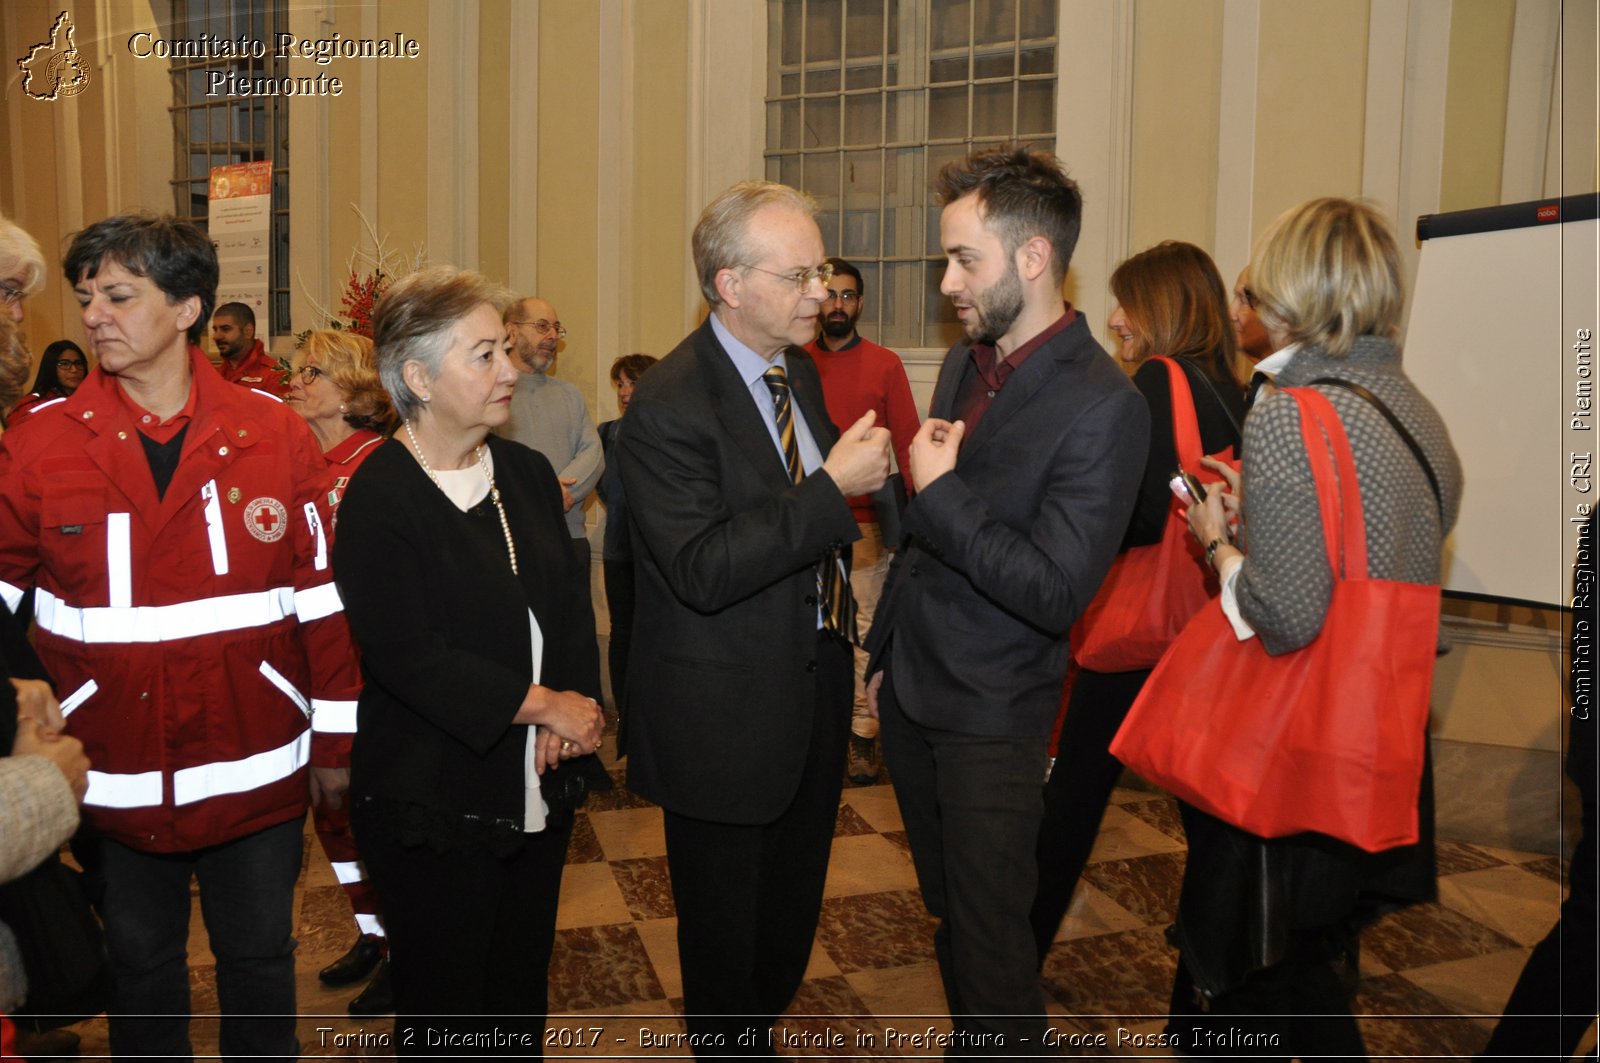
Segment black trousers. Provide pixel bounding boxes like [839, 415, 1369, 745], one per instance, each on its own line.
[1168, 802, 1370, 1062]
[661, 635, 851, 1059]
[1030, 666, 1151, 964]
[603, 558, 635, 735]
[878, 668, 1052, 1058]
[567, 535, 591, 573]
[1173, 926, 1367, 1061]
[351, 805, 574, 1059]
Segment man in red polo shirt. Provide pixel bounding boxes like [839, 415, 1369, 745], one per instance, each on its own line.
[213, 301, 289, 398]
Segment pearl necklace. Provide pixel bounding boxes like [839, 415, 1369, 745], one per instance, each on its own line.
[403, 420, 519, 575]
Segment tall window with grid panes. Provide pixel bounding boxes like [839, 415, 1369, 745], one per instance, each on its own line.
[167, 0, 291, 335]
[766, 0, 1057, 353]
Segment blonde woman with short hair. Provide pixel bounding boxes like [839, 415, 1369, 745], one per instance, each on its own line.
[1172, 198, 1464, 1055]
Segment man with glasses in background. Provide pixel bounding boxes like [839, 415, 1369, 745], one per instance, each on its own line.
[618, 182, 890, 1054]
[802, 257, 919, 784]
[498, 297, 604, 570]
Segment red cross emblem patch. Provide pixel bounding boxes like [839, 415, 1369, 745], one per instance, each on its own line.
[244, 497, 289, 543]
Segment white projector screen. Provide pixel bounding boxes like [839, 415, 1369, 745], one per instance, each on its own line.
[1406, 195, 1598, 606]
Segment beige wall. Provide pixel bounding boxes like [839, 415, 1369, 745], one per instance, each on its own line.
[629, 3, 694, 373]
[1249, 0, 1370, 233]
[477, 0, 513, 289]
[1106, 0, 1593, 319]
[1440, 0, 1516, 212]
[1126, 0, 1223, 254]
[535, 0, 602, 405]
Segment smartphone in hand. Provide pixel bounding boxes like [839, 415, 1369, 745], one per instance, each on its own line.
[1169, 469, 1207, 505]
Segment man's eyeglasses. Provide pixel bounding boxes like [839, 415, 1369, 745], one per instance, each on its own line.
[297, 365, 324, 384]
[0, 283, 25, 307]
[509, 319, 568, 340]
[742, 262, 835, 294]
[822, 290, 860, 306]
[56, 359, 87, 371]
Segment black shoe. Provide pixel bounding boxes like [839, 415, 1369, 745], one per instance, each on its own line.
[319, 935, 383, 987]
[347, 958, 393, 1016]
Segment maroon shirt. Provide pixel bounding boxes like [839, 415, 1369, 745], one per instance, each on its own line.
[952, 304, 1077, 432]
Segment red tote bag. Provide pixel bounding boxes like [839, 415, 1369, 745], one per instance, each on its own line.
[1070, 357, 1237, 672]
[1107, 387, 1439, 853]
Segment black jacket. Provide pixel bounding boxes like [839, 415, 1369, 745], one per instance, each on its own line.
[866, 313, 1150, 737]
[334, 436, 605, 825]
[616, 318, 858, 825]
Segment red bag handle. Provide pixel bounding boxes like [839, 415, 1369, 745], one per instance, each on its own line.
[1283, 387, 1369, 581]
[1153, 357, 1204, 469]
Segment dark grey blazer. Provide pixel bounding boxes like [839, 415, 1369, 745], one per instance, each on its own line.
[616, 318, 859, 824]
[866, 313, 1150, 737]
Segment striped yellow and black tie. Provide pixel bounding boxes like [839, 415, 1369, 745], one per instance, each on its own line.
[763, 366, 856, 644]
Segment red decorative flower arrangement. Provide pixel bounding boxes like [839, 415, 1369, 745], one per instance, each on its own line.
[338, 268, 388, 340]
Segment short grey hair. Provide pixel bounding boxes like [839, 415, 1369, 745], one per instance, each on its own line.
[692, 181, 817, 307]
[0, 214, 46, 294]
[372, 267, 512, 422]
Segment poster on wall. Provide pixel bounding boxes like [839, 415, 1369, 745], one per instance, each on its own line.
[208, 161, 272, 341]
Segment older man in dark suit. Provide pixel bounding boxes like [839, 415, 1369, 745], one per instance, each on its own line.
[617, 181, 891, 1056]
[865, 147, 1149, 1055]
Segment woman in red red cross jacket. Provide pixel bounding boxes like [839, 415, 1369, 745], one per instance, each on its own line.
[285, 327, 397, 1015]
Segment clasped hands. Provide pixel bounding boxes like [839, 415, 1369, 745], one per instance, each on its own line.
[516, 685, 607, 774]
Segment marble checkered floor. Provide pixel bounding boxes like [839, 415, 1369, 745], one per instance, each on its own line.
[59, 733, 1577, 1060]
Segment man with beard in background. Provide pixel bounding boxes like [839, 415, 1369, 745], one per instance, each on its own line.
[802, 257, 919, 784]
[212, 302, 288, 398]
[497, 296, 604, 570]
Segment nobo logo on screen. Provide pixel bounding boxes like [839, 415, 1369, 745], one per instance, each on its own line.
[17, 11, 91, 101]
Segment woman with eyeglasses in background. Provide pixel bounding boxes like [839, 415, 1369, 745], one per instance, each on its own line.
[287, 329, 397, 475]
[283, 328, 399, 1016]
[11, 341, 90, 420]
